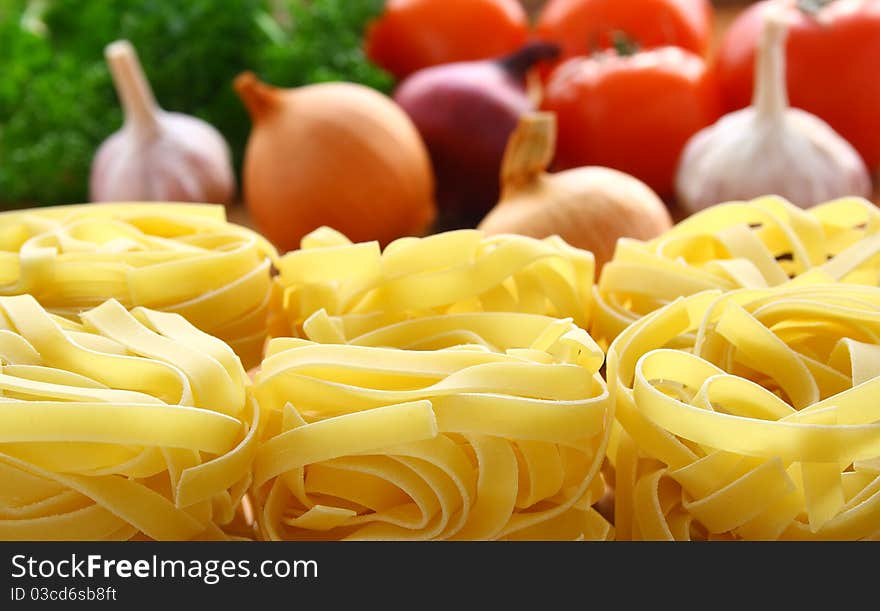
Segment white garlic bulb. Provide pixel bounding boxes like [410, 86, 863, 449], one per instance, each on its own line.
[90, 40, 236, 204]
[675, 9, 871, 214]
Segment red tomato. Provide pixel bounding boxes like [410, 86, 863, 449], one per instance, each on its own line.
[365, 0, 529, 80]
[541, 47, 720, 197]
[716, 0, 880, 168]
[536, 0, 714, 61]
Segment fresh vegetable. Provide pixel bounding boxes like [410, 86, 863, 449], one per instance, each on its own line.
[365, 0, 530, 80]
[393, 42, 560, 230]
[254, 0, 392, 91]
[0, 0, 390, 207]
[235, 72, 435, 253]
[536, 0, 713, 62]
[0, 6, 122, 206]
[478, 112, 672, 270]
[541, 41, 720, 197]
[676, 12, 870, 214]
[91, 41, 236, 204]
[716, 0, 880, 169]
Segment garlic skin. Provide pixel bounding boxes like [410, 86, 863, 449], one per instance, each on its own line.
[90, 40, 235, 204]
[675, 10, 871, 214]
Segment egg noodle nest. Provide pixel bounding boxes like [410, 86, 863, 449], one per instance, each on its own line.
[1, 196, 879, 540]
[0, 203, 278, 369]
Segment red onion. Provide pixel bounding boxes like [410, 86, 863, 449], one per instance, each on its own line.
[393, 42, 560, 229]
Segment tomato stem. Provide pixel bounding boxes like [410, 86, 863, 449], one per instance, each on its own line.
[610, 31, 639, 57]
[796, 0, 833, 15]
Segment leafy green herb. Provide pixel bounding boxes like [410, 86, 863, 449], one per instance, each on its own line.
[0, 0, 390, 207]
[256, 0, 392, 91]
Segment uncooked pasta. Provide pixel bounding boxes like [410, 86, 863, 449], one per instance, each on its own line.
[252, 311, 613, 540]
[607, 284, 880, 540]
[0, 295, 257, 540]
[270, 227, 594, 339]
[593, 196, 880, 347]
[0, 203, 277, 368]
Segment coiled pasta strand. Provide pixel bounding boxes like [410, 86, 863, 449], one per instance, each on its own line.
[0, 203, 277, 369]
[0, 295, 257, 541]
[252, 311, 613, 540]
[593, 196, 880, 347]
[270, 227, 594, 339]
[607, 284, 880, 540]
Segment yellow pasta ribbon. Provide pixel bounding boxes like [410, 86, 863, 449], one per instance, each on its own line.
[270, 227, 594, 339]
[252, 312, 613, 540]
[607, 284, 880, 540]
[0, 203, 278, 369]
[0, 295, 257, 541]
[593, 196, 880, 348]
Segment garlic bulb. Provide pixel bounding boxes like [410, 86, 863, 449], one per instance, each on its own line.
[90, 40, 235, 204]
[675, 10, 871, 214]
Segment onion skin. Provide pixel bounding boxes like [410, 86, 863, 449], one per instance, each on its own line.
[393, 43, 559, 230]
[236, 72, 436, 254]
[479, 112, 673, 271]
[480, 167, 672, 269]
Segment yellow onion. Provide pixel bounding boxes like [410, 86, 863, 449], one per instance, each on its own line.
[478, 111, 672, 271]
[235, 72, 436, 254]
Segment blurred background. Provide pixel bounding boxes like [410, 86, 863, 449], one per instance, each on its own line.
[0, 0, 755, 211]
[0, 0, 393, 208]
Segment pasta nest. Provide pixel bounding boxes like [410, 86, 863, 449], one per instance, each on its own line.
[0, 295, 258, 541]
[252, 310, 613, 540]
[607, 284, 880, 540]
[0, 203, 278, 369]
[270, 226, 595, 339]
[593, 196, 880, 347]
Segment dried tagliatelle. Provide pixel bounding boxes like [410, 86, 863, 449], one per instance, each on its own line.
[270, 227, 594, 338]
[0, 295, 257, 541]
[252, 311, 613, 540]
[607, 284, 880, 540]
[0, 203, 277, 368]
[593, 196, 880, 347]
